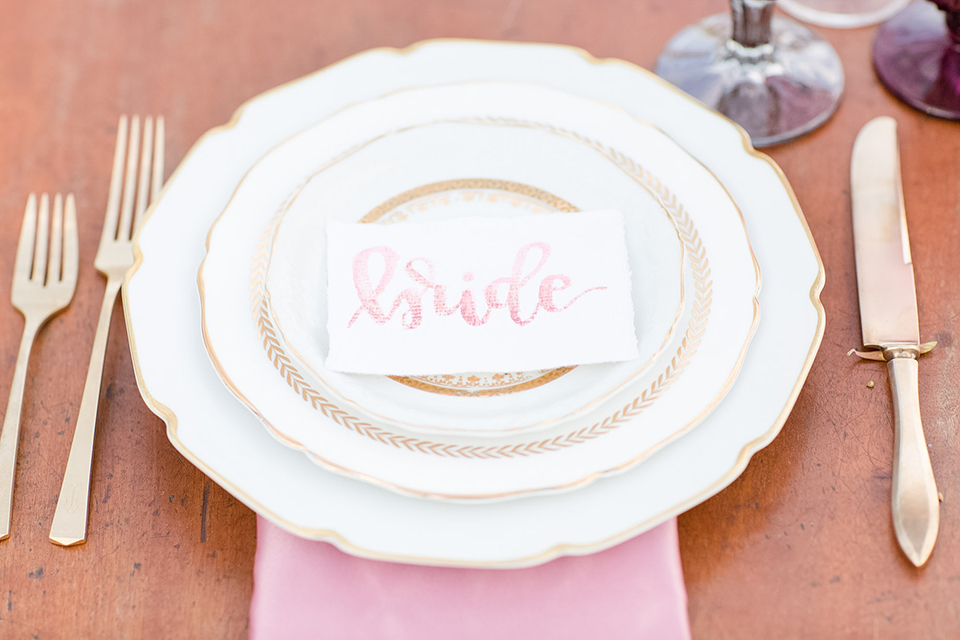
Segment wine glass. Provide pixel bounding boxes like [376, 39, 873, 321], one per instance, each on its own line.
[778, 0, 911, 28]
[873, 1, 960, 120]
[656, 0, 845, 147]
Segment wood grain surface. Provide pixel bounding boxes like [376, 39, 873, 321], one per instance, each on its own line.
[0, 0, 958, 637]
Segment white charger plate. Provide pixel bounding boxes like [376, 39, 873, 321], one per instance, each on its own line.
[125, 39, 824, 567]
[200, 81, 760, 501]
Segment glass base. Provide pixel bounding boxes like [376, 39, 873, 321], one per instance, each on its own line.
[873, 2, 960, 120]
[778, 0, 911, 29]
[655, 13, 845, 147]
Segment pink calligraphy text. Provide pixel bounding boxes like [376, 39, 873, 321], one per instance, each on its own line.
[348, 242, 606, 330]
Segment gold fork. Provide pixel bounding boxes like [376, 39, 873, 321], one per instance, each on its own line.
[0, 194, 79, 540]
[50, 115, 164, 546]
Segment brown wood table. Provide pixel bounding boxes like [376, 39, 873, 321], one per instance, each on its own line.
[1, 0, 958, 637]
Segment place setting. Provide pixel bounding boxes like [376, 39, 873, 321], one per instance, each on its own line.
[5, 0, 960, 636]
[122, 35, 822, 637]
[121, 38, 823, 572]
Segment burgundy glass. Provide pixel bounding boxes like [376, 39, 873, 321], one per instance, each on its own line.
[656, 0, 845, 147]
[874, 1, 960, 120]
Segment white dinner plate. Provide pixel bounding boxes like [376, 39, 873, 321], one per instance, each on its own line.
[199, 82, 760, 501]
[125, 40, 823, 566]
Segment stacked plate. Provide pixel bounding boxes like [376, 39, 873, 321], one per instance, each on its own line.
[126, 40, 824, 567]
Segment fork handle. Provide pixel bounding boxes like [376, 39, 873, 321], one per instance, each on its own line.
[0, 317, 41, 540]
[49, 278, 121, 546]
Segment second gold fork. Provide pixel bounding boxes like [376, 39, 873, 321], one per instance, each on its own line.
[50, 115, 164, 546]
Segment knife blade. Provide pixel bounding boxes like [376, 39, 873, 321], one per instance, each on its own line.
[851, 116, 939, 567]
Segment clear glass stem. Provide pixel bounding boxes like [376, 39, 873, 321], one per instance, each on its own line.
[656, 1, 844, 146]
[731, 0, 776, 48]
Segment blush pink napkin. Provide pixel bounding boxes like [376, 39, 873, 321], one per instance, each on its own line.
[250, 516, 691, 640]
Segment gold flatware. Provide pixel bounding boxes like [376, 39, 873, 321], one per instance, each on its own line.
[851, 116, 939, 567]
[50, 115, 164, 546]
[0, 193, 79, 540]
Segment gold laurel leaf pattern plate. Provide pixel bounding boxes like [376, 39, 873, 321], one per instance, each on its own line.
[259, 122, 688, 440]
[261, 136, 686, 440]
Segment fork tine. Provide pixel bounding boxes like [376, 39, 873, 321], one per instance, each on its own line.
[102, 116, 129, 244]
[31, 194, 50, 284]
[14, 194, 38, 282]
[49, 194, 63, 283]
[133, 116, 154, 234]
[62, 194, 79, 287]
[117, 115, 141, 241]
[151, 116, 165, 206]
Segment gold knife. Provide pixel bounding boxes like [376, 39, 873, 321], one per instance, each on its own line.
[851, 116, 939, 567]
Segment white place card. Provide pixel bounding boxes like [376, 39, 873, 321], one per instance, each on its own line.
[325, 211, 638, 375]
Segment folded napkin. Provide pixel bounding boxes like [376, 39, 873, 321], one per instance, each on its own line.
[250, 516, 691, 640]
[325, 211, 638, 375]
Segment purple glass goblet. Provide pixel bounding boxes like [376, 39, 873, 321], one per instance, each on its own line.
[874, 1, 960, 120]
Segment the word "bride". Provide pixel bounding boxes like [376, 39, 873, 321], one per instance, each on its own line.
[348, 242, 606, 329]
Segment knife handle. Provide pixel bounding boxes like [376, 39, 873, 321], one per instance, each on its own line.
[887, 352, 939, 567]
